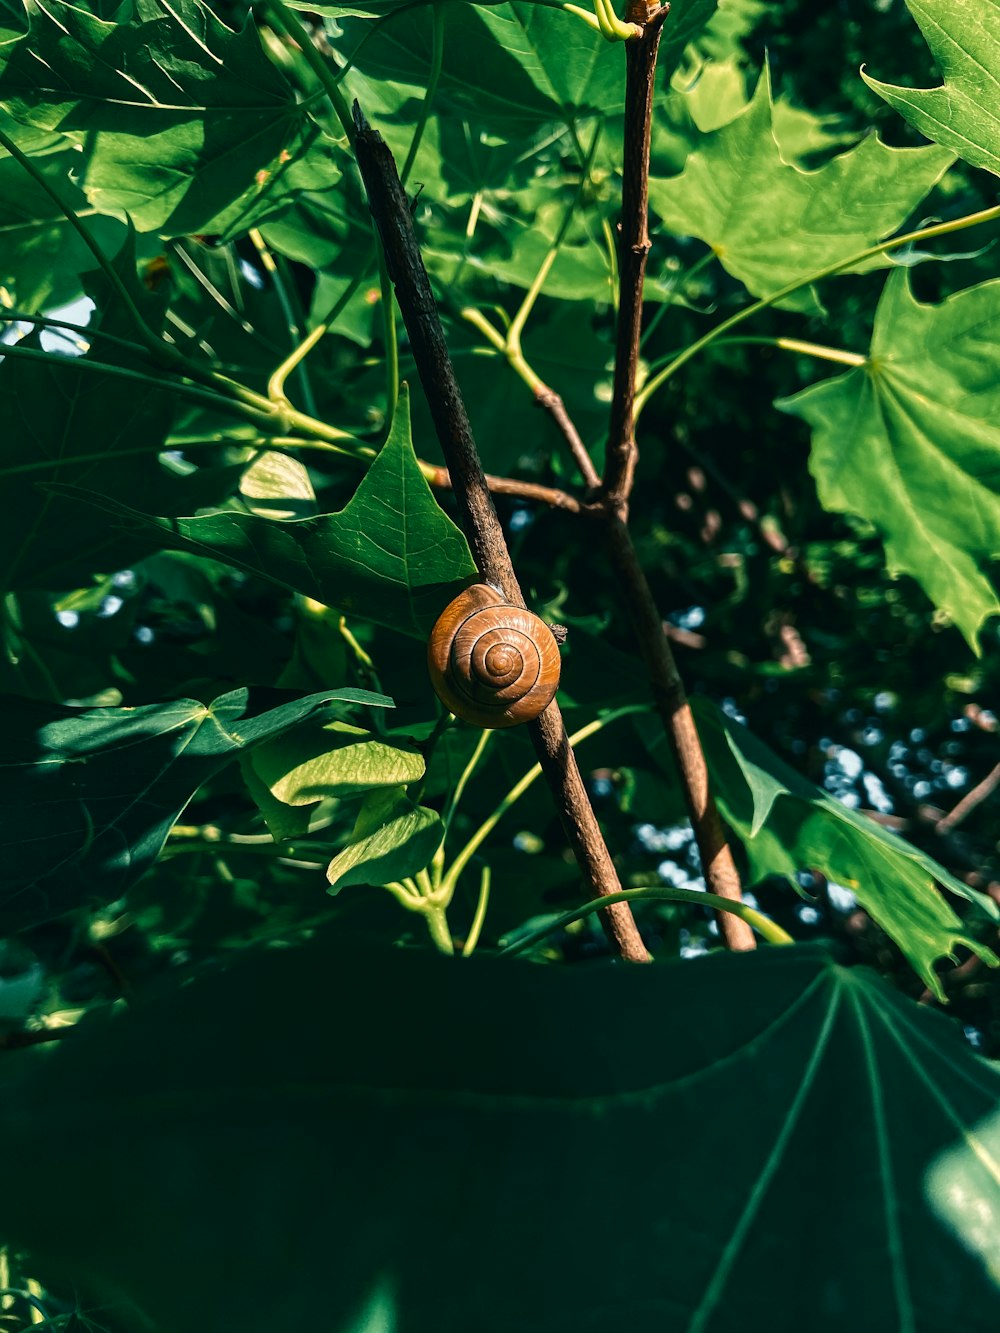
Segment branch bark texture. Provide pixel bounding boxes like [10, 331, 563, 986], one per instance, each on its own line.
[354, 105, 649, 964]
[600, 9, 756, 951]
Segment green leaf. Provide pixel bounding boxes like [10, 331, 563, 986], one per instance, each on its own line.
[55, 386, 477, 637]
[0, 685, 392, 935]
[0, 148, 126, 312]
[692, 697, 999, 998]
[862, 0, 1000, 176]
[326, 786, 442, 890]
[0, 238, 243, 590]
[0, 0, 344, 235]
[778, 270, 1000, 651]
[250, 720, 425, 807]
[650, 67, 954, 311]
[1, 940, 999, 1329]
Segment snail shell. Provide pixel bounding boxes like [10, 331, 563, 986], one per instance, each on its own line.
[427, 584, 561, 729]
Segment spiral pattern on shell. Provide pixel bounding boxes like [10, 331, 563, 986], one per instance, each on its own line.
[427, 584, 561, 729]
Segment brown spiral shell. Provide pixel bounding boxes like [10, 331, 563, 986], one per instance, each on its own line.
[427, 584, 561, 729]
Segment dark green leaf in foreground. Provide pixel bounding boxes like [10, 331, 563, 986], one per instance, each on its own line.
[58, 387, 477, 637]
[0, 686, 391, 935]
[650, 67, 953, 311]
[0, 0, 343, 235]
[862, 0, 1000, 177]
[779, 271, 1000, 651]
[0, 240, 240, 590]
[692, 698, 999, 997]
[0, 941, 998, 1331]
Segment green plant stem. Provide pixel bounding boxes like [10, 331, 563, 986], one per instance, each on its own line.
[263, 1, 355, 139]
[462, 865, 491, 957]
[0, 310, 148, 357]
[501, 887, 794, 956]
[440, 706, 644, 899]
[442, 728, 492, 837]
[713, 335, 866, 368]
[424, 903, 455, 955]
[634, 202, 1000, 418]
[249, 227, 317, 414]
[378, 247, 399, 436]
[0, 435, 359, 481]
[399, 2, 445, 186]
[267, 268, 370, 404]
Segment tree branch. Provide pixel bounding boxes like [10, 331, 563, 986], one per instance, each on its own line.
[353, 103, 649, 964]
[535, 388, 601, 491]
[601, 5, 668, 515]
[426, 464, 585, 515]
[604, 5, 755, 949]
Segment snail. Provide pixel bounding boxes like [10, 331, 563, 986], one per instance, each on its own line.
[427, 584, 561, 729]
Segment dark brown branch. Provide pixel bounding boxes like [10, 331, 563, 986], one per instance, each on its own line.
[936, 761, 1000, 835]
[427, 464, 585, 515]
[535, 388, 601, 491]
[602, 5, 754, 949]
[604, 518, 756, 949]
[601, 6, 669, 515]
[354, 104, 648, 964]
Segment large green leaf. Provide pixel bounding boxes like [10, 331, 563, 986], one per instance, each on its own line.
[650, 68, 953, 311]
[779, 270, 1000, 651]
[692, 697, 999, 998]
[1, 940, 998, 1330]
[0, 241, 241, 590]
[0, 0, 343, 235]
[57, 386, 477, 637]
[0, 685, 391, 935]
[0, 148, 126, 312]
[862, 0, 1000, 177]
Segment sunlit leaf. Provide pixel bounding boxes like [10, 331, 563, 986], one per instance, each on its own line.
[779, 271, 1000, 651]
[692, 697, 999, 997]
[0, 0, 344, 235]
[650, 67, 953, 311]
[863, 0, 1000, 176]
[326, 786, 442, 890]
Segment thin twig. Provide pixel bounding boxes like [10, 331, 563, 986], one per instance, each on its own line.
[600, 5, 754, 949]
[353, 103, 648, 963]
[535, 388, 601, 490]
[426, 463, 585, 515]
[603, 518, 755, 949]
[601, 5, 669, 516]
[936, 761, 1000, 835]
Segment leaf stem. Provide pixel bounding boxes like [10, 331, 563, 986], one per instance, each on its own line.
[0, 310, 146, 357]
[399, 1, 446, 187]
[249, 227, 318, 414]
[635, 202, 1000, 418]
[462, 864, 492, 956]
[442, 728, 493, 838]
[263, 1, 355, 140]
[440, 707, 644, 900]
[501, 887, 794, 956]
[266, 267, 371, 404]
[377, 246, 399, 437]
[424, 902, 455, 954]
[706, 335, 866, 368]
